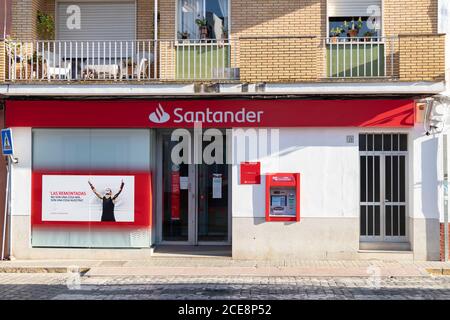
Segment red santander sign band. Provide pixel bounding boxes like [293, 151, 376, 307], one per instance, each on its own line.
[5, 99, 415, 128]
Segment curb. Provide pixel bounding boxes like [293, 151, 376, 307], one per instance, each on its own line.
[0, 267, 90, 274]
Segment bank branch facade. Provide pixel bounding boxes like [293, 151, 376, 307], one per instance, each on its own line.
[0, 0, 448, 261]
[3, 97, 443, 261]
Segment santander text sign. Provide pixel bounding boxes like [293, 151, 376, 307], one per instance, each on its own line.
[6, 99, 415, 128]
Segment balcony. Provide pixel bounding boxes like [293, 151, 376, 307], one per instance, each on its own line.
[0, 34, 445, 84]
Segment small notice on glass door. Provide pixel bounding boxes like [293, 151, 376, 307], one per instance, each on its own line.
[212, 174, 222, 199]
[179, 176, 189, 190]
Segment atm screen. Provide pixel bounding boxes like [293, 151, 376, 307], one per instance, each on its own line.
[271, 195, 287, 207]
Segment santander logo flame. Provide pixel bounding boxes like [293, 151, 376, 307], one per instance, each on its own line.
[149, 104, 170, 124]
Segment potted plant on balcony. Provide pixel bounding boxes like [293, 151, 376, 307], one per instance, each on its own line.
[344, 17, 363, 38]
[178, 31, 190, 40]
[330, 26, 343, 43]
[222, 27, 229, 39]
[126, 58, 133, 78]
[26, 52, 45, 79]
[195, 17, 208, 39]
[36, 11, 55, 40]
[363, 31, 375, 42]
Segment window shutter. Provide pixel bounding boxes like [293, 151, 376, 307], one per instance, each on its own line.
[56, 2, 136, 41]
[327, 0, 382, 17]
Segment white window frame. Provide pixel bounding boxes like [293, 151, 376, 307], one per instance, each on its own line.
[175, 0, 231, 40]
[326, 0, 384, 38]
[54, 0, 137, 41]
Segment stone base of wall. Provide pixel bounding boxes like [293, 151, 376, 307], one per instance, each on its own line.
[440, 223, 450, 261]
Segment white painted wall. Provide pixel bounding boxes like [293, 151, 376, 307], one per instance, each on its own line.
[7, 124, 442, 258]
[9, 126, 441, 221]
[233, 128, 361, 219]
[10, 127, 32, 216]
[232, 126, 439, 221]
[411, 125, 442, 220]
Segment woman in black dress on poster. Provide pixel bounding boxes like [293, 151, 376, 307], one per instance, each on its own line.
[88, 180, 125, 222]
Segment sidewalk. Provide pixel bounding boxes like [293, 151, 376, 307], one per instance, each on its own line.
[2, 258, 450, 277]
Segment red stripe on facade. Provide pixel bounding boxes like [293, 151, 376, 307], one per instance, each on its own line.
[5, 99, 415, 128]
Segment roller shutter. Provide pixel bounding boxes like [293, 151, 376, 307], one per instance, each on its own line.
[56, 1, 136, 40]
[327, 0, 382, 17]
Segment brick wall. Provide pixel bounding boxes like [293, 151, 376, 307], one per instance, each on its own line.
[231, 0, 326, 38]
[137, 0, 154, 40]
[10, 0, 440, 40]
[399, 34, 445, 82]
[158, 0, 176, 79]
[159, 0, 175, 39]
[11, 0, 153, 40]
[240, 37, 321, 82]
[5, 0, 444, 83]
[11, 0, 35, 39]
[384, 0, 438, 36]
[384, 0, 439, 81]
[230, 0, 325, 81]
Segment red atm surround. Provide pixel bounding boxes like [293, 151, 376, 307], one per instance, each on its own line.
[265, 173, 301, 222]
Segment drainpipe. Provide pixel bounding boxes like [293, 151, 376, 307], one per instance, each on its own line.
[154, 0, 158, 42]
[444, 133, 449, 262]
[2, 0, 6, 39]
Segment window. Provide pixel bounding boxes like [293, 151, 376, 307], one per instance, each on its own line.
[327, 0, 382, 39]
[326, 0, 384, 78]
[31, 129, 154, 249]
[329, 17, 381, 38]
[177, 0, 229, 40]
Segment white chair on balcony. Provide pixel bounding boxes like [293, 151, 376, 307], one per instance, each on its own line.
[42, 51, 72, 80]
[137, 52, 153, 80]
[119, 52, 155, 80]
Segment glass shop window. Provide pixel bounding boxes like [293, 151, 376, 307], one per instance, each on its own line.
[31, 129, 154, 249]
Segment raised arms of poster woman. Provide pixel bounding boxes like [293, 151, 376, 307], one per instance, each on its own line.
[113, 180, 125, 200]
[88, 180, 102, 199]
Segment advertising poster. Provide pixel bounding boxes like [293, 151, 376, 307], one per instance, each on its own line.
[41, 175, 135, 223]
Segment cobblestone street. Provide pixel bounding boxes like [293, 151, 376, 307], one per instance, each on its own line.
[1, 273, 450, 300]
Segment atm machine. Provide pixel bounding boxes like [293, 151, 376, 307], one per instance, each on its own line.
[265, 173, 300, 222]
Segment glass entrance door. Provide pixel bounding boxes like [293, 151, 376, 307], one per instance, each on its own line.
[197, 135, 229, 243]
[160, 130, 230, 245]
[162, 133, 193, 242]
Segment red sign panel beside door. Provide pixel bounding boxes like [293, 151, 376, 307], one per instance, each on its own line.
[240, 162, 261, 184]
[5, 99, 415, 128]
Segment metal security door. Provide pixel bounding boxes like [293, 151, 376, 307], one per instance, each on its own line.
[359, 134, 408, 242]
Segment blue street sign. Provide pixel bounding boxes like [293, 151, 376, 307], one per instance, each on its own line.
[1, 128, 14, 156]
